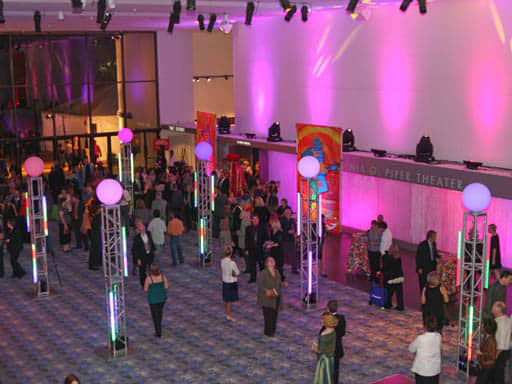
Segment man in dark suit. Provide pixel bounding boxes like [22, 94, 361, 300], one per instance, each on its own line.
[132, 219, 155, 287]
[5, 218, 26, 278]
[245, 215, 268, 283]
[218, 171, 230, 197]
[319, 300, 346, 384]
[416, 230, 440, 293]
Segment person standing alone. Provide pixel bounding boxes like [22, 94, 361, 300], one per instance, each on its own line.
[416, 230, 440, 293]
[488, 224, 502, 281]
[167, 212, 185, 266]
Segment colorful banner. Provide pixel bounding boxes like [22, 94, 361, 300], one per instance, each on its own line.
[196, 111, 217, 173]
[297, 123, 342, 234]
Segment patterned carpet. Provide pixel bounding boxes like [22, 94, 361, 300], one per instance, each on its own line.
[0, 226, 468, 384]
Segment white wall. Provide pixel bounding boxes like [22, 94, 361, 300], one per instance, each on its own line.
[157, 31, 194, 125]
[233, 0, 512, 168]
[193, 31, 234, 117]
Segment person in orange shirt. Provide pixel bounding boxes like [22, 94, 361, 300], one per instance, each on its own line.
[167, 212, 184, 266]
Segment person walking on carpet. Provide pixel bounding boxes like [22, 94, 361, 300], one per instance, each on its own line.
[144, 263, 168, 338]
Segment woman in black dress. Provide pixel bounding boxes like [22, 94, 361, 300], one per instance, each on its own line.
[421, 271, 449, 333]
[488, 224, 501, 280]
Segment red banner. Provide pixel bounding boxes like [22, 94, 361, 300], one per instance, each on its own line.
[196, 111, 217, 174]
[297, 123, 342, 234]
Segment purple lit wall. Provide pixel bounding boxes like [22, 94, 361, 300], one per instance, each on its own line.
[342, 172, 512, 268]
[267, 151, 297, 210]
[233, 0, 512, 168]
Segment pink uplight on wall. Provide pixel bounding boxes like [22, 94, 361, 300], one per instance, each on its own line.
[379, 40, 412, 141]
[250, 60, 274, 136]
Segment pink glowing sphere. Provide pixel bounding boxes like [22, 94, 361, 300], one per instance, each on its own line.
[462, 183, 491, 212]
[96, 178, 124, 206]
[24, 156, 44, 177]
[118, 128, 133, 144]
[195, 141, 213, 160]
[298, 156, 320, 178]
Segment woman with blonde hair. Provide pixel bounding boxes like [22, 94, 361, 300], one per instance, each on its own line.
[266, 218, 285, 281]
[421, 271, 449, 333]
[313, 312, 338, 384]
[144, 263, 168, 338]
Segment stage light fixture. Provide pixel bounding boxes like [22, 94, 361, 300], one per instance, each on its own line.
[267, 121, 283, 142]
[198, 14, 205, 30]
[0, 0, 5, 24]
[279, 0, 292, 11]
[371, 148, 387, 157]
[173, 0, 181, 24]
[97, 0, 106, 23]
[463, 160, 483, 170]
[245, 133, 256, 139]
[34, 11, 42, 32]
[285, 5, 297, 22]
[400, 0, 413, 12]
[415, 136, 434, 163]
[186, 0, 196, 11]
[71, 0, 83, 10]
[245, 2, 255, 25]
[342, 128, 355, 152]
[218, 116, 230, 134]
[168, 15, 175, 33]
[301, 5, 308, 22]
[219, 14, 233, 34]
[418, 0, 427, 14]
[346, 0, 359, 13]
[100, 11, 112, 31]
[207, 14, 217, 32]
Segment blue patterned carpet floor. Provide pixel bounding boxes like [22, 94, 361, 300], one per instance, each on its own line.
[0, 227, 468, 384]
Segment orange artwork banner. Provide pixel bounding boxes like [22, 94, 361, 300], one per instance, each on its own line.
[196, 111, 217, 173]
[296, 123, 342, 234]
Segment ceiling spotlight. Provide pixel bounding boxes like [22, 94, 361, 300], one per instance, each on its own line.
[279, 0, 292, 11]
[168, 14, 175, 33]
[285, 5, 297, 22]
[346, 0, 359, 13]
[301, 5, 308, 22]
[100, 11, 112, 31]
[197, 14, 205, 30]
[245, 2, 255, 25]
[172, 0, 181, 24]
[34, 11, 42, 32]
[186, 0, 196, 11]
[0, 0, 5, 24]
[418, 0, 427, 14]
[207, 14, 217, 32]
[415, 136, 434, 163]
[219, 14, 233, 34]
[267, 122, 282, 142]
[71, 0, 83, 13]
[399, 0, 413, 12]
[96, 0, 106, 23]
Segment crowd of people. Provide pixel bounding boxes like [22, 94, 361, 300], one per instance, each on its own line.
[2, 149, 512, 384]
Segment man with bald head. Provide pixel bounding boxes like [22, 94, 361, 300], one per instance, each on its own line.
[492, 301, 511, 384]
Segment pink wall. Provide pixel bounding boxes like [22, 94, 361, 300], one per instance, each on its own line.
[267, 151, 297, 210]
[233, 0, 512, 168]
[342, 172, 512, 268]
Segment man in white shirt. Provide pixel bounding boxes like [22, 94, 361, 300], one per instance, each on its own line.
[492, 301, 511, 384]
[379, 222, 392, 256]
[147, 210, 167, 261]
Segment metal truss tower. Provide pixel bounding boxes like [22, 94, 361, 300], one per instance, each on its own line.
[195, 160, 213, 267]
[456, 211, 488, 381]
[298, 178, 321, 310]
[27, 177, 49, 297]
[101, 204, 128, 358]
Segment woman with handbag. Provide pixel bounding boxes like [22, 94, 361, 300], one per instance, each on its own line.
[257, 256, 287, 337]
[313, 312, 338, 384]
[221, 247, 240, 321]
[475, 318, 498, 384]
[144, 263, 168, 338]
